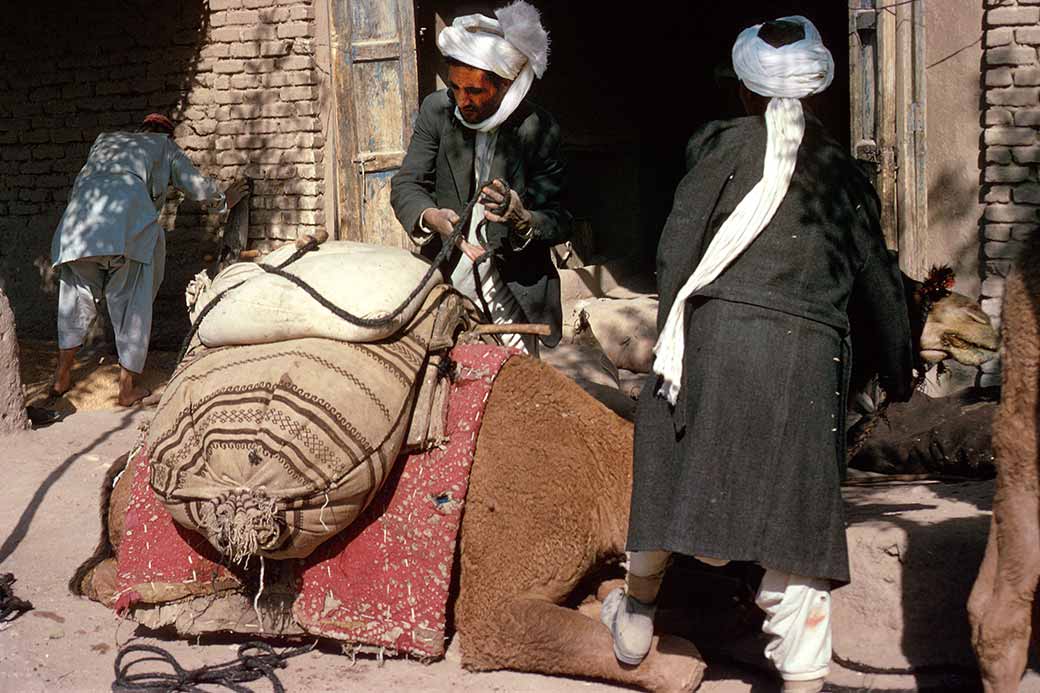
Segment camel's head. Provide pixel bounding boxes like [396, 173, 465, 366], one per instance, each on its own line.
[912, 266, 999, 367]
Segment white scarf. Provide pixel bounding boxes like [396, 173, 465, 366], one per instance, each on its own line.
[437, 1, 549, 133]
[653, 15, 834, 405]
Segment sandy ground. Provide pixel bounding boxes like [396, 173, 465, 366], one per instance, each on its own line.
[0, 403, 772, 692]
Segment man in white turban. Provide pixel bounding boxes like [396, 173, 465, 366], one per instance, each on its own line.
[600, 18, 913, 692]
[390, 1, 571, 354]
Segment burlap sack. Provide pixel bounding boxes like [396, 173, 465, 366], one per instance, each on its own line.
[148, 286, 457, 561]
[192, 241, 444, 347]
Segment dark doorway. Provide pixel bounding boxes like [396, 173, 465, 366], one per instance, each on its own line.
[414, 1, 849, 270]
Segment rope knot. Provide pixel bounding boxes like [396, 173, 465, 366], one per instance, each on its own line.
[201, 488, 282, 564]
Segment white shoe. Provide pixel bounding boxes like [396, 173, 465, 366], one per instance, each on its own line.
[600, 587, 656, 666]
[782, 678, 825, 692]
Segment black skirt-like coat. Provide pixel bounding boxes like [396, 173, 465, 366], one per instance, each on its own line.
[626, 115, 914, 584]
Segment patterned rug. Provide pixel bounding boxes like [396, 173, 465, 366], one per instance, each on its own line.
[111, 344, 517, 658]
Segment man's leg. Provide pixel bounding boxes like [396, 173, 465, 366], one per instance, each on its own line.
[103, 257, 155, 406]
[755, 569, 832, 692]
[53, 260, 103, 395]
[601, 549, 671, 665]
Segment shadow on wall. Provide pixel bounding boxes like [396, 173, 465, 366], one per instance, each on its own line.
[0, 0, 208, 344]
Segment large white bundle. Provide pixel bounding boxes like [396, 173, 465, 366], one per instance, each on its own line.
[193, 241, 444, 347]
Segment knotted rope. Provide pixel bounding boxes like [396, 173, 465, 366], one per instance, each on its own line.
[200, 488, 282, 565]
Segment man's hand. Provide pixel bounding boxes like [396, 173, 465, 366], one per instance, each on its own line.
[459, 239, 487, 263]
[225, 180, 249, 209]
[420, 208, 461, 239]
[480, 179, 532, 233]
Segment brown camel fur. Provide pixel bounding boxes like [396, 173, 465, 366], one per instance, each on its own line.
[454, 356, 703, 692]
[968, 234, 1040, 693]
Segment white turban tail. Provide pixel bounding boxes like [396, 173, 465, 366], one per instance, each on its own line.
[653, 15, 835, 405]
[437, 1, 549, 132]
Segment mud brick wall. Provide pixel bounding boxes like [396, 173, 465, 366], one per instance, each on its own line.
[0, 0, 330, 347]
[981, 0, 1040, 386]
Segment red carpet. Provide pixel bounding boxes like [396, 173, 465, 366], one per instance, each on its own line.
[112, 344, 517, 658]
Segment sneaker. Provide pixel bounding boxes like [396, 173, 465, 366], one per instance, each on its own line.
[600, 587, 656, 666]
[782, 678, 825, 692]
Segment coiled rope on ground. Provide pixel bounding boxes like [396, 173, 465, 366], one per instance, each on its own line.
[112, 641, 314, 693]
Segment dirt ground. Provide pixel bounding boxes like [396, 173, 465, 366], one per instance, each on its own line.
[10, 343, 1032, 692]
[20, 340, 178, 415]
[2, 348, 773, 693]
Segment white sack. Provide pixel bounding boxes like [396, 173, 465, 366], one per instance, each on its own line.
[195, 241, 444, 347]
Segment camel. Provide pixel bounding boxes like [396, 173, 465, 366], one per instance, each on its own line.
[967, 233, 1040, 693]
[850, 267, 998, 397]
[70, 263, 1003, 693]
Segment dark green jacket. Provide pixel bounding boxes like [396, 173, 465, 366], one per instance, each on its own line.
[390, 90, 572, 347]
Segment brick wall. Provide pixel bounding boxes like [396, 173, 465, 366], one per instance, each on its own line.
[981, 0, 1040, 386]
[0, 0, 331, 346]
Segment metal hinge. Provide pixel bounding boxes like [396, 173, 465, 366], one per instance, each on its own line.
[910, 102, 925, 134]
[853, 9, 877, 33]
[352, 154, 376, 229]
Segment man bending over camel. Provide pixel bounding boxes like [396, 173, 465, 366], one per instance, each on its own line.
[49, 113, 246, 406]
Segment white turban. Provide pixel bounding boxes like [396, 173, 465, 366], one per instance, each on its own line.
[653, 16, 834, 405]
[732, 15, 834, 99]
[437, 1, 549, 132]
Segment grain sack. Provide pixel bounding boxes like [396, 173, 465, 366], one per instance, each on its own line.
[192, 241, 444, 347]
[147, 287, 455, 561]
[573, 295, 658, 374]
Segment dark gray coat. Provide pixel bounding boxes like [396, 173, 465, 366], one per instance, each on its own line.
[627, 116, 914, 584]
[390, 90, 572, 347]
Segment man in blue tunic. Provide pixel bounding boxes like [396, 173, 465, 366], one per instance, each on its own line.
[50, 114, 246, 405]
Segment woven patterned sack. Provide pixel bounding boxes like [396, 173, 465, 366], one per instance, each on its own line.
[147, 288, 453, 561]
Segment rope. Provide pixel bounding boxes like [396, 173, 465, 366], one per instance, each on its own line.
[0, 573, 32, 623]
[178, 183, 493, 364]
[112, 641, 313, 693]
[831, 650, 979, 678]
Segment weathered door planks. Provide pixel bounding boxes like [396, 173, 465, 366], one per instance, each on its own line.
[331, 0, 419, 248]
[849, 0, 928, 274]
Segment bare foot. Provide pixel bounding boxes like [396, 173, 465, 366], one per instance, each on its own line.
[51, 347, 79, 398]
[48, 380, 71, 399]
[117, 385, 151, 408]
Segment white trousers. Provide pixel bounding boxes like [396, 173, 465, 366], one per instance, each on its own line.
[628, 550, 831, 682]
[57, 254, 162, 374]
